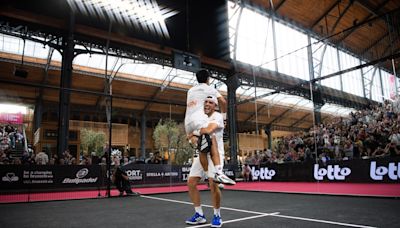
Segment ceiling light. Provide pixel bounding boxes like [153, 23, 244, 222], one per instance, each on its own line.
[67, 0, 178, 39]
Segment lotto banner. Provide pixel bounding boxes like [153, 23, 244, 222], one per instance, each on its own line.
[249, 158, 400, 183]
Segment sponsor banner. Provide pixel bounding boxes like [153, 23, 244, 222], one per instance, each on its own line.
[120, 163, 236, 185]
[122, 164, 183, 185]
[0, 113, 23, 124]
[223, 165, 236, 180]
[3, 159, 397, 191]
[0, 165, 102, 190]
[0, 164, 237, 191]
[250, 162, 313, 181]
[144, 165, 181, 184]
[249, 158, 400, 183]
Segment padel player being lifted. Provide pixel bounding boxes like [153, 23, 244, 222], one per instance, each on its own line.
[184, 69, 236, 185]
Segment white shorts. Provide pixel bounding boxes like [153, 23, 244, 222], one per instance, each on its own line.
[185, 112, 209, 134]
[188, 154, 224, 179]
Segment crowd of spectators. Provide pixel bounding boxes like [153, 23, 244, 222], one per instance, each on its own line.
[2, 98, 400, 166]
[243, 98, 400, 165]
[0, 125, 25, 165]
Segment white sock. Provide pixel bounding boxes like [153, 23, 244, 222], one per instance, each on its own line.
[195, 206, 203, 216]
[214, 208, 221, 216]
[215, 165, 223, 175]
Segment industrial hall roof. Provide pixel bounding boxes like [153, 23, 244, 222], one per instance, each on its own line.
[245, 0, 400, 72]
[0, 0, 398, 133]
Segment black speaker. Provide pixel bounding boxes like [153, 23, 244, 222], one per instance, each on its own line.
[173, 50, 201, 73]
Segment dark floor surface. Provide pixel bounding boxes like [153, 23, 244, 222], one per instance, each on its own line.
[0, 190, 399, 228]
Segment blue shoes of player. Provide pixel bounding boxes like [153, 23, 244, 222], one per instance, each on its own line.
[186, 212, 207, 225]
[211, 214, 222, 227]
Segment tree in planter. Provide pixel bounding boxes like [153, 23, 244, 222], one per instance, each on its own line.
[80, 128, 106, 156]
[174, 124, 193, 165]
[153, 119, 193, 165]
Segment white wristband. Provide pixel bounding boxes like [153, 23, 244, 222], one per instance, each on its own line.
[193, 130, 200, 136]
[222, 113, 227, 120]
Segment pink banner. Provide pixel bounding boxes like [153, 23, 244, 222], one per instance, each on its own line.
[0, 113, 23, 124]
[389, 74, 396, 100]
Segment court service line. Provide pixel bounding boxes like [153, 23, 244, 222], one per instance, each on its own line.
[186, 212, 281, 228]
[272, 214, 377, 228]
[141, 195, 272, 215]
[141, 195, 377, 228]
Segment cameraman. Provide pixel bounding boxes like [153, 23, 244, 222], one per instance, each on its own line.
[112, 159, 139, 196]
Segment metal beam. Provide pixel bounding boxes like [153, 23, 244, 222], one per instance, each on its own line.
[313, 0, 353, 81]
[267, 99, 304, 125]
[244, 104, 268, 122]
[141, 68, 174, 112]
[330, 0, 355, 34]
[335, 0, 390, 45]
[237, 122, 307, 133]
[268, 108, 292, 125]
[290, 112, 311, 127]
[311, 0, 341, 28]
[140, 113, 146, 159]
[360, 59, 367, 98]
[34, 48, 54, 131]
[238, 51, 399, 108]
[0, 6, 378, 111]
[57, 12, 75, 158]
[361, 32, 389, 55]
[271, 125, 307, 132]
[274, 0, 287, 12]
[0, 78, 187, 107]
[355, 0, 383, 16]
[226, 74, 240, 166]
[41, 102, 185, 122]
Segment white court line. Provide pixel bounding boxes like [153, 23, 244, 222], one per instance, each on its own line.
[186, 213, 280, 228]
[140, 195, 377, 228]
[141, 195, 271, 215]
[272, 214, 377, 228]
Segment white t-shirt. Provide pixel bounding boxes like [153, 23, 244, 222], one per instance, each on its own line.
[390, 133, 400, 146]
[208, 111, 225, 156]
[184, 83, 221, 132]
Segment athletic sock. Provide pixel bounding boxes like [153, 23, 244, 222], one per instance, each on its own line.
[215, 165, 223, 175]
[214, 208, 221, 217]
[195, 206, 204, 216]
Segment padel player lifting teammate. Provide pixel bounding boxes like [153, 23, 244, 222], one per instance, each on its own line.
[184, 69, 236, 185]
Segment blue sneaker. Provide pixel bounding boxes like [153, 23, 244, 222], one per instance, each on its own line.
[211, 214, 222, 228]
[186, 212, 206, 225]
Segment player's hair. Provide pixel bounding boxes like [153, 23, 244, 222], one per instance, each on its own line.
[196, 69, 210, 83]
